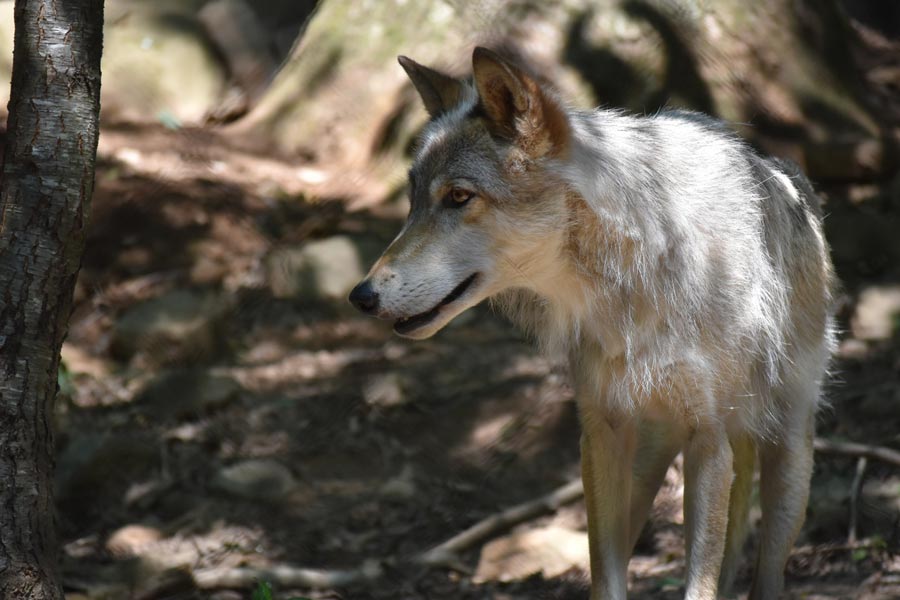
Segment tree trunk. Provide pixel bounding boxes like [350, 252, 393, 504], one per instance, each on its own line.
[239, 0, 891, 181]
[234, 0, 503, 169]
[0, 1, 104, 598]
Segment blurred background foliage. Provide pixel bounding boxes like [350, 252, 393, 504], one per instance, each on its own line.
[3, 0, 898, 598]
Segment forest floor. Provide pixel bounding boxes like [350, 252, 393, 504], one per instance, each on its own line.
[55, 120, 900, 600]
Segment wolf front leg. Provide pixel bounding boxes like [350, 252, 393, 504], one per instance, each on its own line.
[627, 418, 685, 555]
[579, 402, 637, 600]
[682, 424, 733, 600]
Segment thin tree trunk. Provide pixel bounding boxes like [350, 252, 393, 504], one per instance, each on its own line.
[0, 1, 103, 598]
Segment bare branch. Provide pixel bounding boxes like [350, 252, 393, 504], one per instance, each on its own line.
[194, 560, 383, 589]
[848, 456, 867, 544]
[814, 438, 900, 468]
[192, 479, 585, 589]
[416, 479, 584, 568]
[192, 437, 900, 591]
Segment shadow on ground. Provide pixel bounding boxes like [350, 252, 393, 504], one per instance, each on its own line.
[53, 121, 900, 600]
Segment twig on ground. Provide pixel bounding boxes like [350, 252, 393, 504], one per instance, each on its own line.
[192, 438, 900, 591]
[416, 478, 584, 568]
[791, 539, 885, 556]
[193, 559, 383, 589]
[191, 479, 585, 589]
[814, 438, 900, 468]
[848, 456, 867, 544]
[418, 436, 900, 570]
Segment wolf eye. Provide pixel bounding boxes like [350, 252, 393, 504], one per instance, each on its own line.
[443, 188, 475, 208]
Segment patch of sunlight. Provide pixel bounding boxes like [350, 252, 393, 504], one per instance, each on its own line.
[852, 285, 900, 341]
[468, 412, 517, 450]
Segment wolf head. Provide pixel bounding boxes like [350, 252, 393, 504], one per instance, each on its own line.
[349, 48, 573, 339]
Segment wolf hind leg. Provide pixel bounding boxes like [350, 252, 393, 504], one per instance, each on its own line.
[718, 432, 756, 596]
[749, 391, 816, 600]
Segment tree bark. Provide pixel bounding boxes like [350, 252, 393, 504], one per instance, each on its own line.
[0, 1, 103, 598]
[233, 0, 493, 166]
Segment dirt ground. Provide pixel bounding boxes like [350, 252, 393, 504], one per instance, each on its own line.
[52, 117, 900, 600]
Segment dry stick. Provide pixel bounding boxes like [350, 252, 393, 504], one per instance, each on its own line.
[813, 438, 900, 468]
[194, 560, 383, 590]
[416, 478, 585, 567]
[416, 438, 900, 569]
[192, 479, 584, 589]
[848, 456, 868, 545]
[791, 540, 884, 556]
[193, 439, 900, 590]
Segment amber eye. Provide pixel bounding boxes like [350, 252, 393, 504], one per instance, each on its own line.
[443, 188, 475, 208]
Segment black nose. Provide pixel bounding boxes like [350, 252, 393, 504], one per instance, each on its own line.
[349, 280, 379, 314]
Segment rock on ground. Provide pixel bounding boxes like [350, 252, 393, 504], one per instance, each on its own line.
[211, 458, 298, 502]
[363, 372, 407, 408]
[111, 289, 228, 365]
[56, 434, 161, 526]
[265, 235, 383, 302]
[106, 524, 164, 558]
[137, 369, 241, 420]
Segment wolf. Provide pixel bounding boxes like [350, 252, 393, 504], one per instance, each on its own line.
[349, 47, 836, 600]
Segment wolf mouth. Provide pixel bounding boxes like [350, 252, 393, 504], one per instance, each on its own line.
[394, 273, 479, 335]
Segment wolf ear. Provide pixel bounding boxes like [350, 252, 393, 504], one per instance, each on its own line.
[471, 47, 569, 156]
[398, 56, 464, 118]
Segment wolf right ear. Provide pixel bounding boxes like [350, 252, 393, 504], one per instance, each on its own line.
[398, 56, 463, 118]
[471, 47, 569, 157]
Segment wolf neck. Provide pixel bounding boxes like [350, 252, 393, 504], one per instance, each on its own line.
[522, 109, 683, 357]
[562, 110, 677, 259]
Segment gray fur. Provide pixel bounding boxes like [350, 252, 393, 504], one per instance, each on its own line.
[356, 52, 836, 600]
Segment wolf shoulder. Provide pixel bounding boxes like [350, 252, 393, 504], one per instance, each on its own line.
[656, 109, 824, 223]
